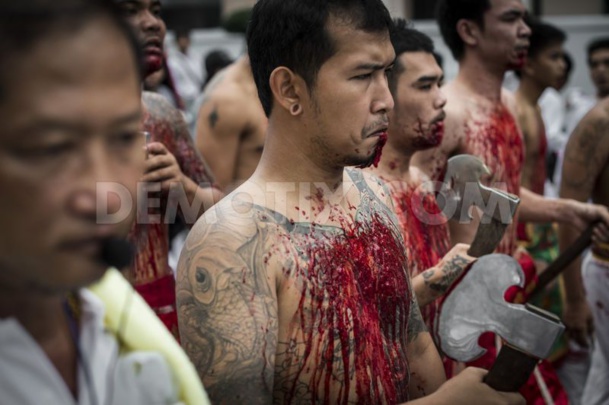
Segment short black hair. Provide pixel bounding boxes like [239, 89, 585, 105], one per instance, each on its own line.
[526, 17, 566, 59]
[388, 18, 435, 93]
[587, 37, 609, 66]
[564, 51, 573, 76]
[0, 0, 143, 102]
[247, 0, 393, 117]
[436, 0, 491, 61]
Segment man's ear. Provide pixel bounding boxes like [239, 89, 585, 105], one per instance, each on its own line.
[269, 66, 306, 115]
[456, 19, 481, 47]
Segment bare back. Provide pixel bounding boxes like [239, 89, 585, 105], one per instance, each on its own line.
[195, 58, 267, 191]
[561, 98, 609, 256]
[177, 169, 427, 404]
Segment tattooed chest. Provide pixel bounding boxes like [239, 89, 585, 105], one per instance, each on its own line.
[273, 216, 412, 405]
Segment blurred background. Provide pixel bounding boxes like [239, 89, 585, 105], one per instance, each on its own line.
[161, 0, 609, 102]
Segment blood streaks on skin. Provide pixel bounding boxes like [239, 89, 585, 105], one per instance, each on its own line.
[463, 104, 524, 255]
[389, 180, 450, 329]
[280, 208, 411, 404]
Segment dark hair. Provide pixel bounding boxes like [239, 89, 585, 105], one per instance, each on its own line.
[175, 28, 190, 40]
[587, 37, 609, 66]
[388, 18, 435, 93]
[247, 0, 393, 117]
[526, 17, 566, 59]
[0, 0, 143, 102]
[564, 51, 573, 76]
[203, 50, 233, 88]
[436, 0, 491, 61]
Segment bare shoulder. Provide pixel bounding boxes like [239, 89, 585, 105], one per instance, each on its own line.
[354, 169, 395, 211]
[501, 88, 519, 116]
[177, 188, 280, 403]
[568, 98, 609, 151]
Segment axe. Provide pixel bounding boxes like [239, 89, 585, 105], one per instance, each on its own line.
[437, 254, 565, 392]
[439, 155, 520, 257]
[529, 222, 598, 299]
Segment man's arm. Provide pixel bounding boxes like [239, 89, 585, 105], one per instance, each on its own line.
[176, 211, 278, 404]
[559, 106, 609, 345]
[406, 368, 524, 404]
[406, 297, 446, 399]
[412, 243, 475, 307]
[195, 90, 248, 190]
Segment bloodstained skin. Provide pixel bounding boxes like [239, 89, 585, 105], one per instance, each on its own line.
[277, 203, 412, 404]
[463, 104, 524, 256]
[389, 180, 450, 330]
[371, 132, 388, 168]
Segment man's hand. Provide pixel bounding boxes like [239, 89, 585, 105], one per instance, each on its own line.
[142, 141, 187, 192]
[407, 367, 525, 405]
[561, 200, 609, 241]
[562, 298, 594, 348]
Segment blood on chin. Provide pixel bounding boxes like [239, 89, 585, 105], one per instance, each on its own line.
[144, 55, 163, 77]
[356, 132, 388, 169]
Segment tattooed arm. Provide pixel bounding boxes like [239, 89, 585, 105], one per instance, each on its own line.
[176, 205, 279, 404]
[142, 92, 223, 224]
[412, 243, 475, 307]
[195, 88, 249, 190]
[406, 286, 446, 399]
[559, 102, 609, 346]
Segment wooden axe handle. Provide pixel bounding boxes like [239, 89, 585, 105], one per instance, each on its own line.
[529, 222, 597, 299]
[468, 220, 509, 258]
[484, 344, 539, 392]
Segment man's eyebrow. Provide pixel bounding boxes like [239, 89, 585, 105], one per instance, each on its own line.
[501, 8, 526, 18]
[415, 74, 443, 83]
[353, 63, 391, 72]
[20, 110, 142, 135]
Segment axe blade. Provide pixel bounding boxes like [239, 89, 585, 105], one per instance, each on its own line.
[436, 254, 565, 363]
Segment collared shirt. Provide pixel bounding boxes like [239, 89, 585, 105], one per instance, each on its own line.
[0, 289, 181, 405]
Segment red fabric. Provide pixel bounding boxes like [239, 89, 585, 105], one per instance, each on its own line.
[135, 273, 180, 341]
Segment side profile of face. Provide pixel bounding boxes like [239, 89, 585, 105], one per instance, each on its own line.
[302, 17, 395, 169]
[525, 42, 566, 90]
[476, 0, 531, 70]
[389, 51, 446, 151]
[0, 18, 144, 292]
[589, 48, 609, 97]
[116, 0, 166, 76]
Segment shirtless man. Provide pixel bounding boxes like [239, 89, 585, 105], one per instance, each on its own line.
[365, 20, 474, 330]
[0, 0, 208, 403]
[412, 0, 609, 401]
[561, 97, 609, 405]
[116, 0, 222, 336]
[515, 18, 566, 198]
[177, 1, 523, 404]
[588, 38, 609, 100]
[194, 55, 267, 191]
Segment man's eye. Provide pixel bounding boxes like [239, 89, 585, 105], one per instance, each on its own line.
[353, 73, 372, 80]
[119, 5, 138, 17]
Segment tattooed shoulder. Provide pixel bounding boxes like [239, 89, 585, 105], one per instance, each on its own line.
[176, 200, 281, 404]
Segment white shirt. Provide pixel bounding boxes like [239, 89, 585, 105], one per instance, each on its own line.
[167, 51, 203, 111]
[0, 289, 181, 405]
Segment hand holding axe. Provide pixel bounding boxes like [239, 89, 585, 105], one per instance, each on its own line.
[437, 254, 565, 392]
